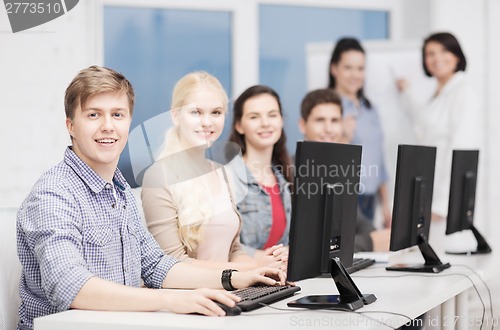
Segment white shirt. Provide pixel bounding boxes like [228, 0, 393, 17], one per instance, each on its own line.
[402, 72, 484, 216]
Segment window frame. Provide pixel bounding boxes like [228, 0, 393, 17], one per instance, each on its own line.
[91, 0, 401, 97]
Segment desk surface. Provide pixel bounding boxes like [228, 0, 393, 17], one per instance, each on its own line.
[34, 247, 497, 330]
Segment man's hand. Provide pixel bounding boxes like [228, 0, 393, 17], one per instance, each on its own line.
[163, 288, 240, 316]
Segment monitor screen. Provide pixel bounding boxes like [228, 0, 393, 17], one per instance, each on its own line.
[387, 144, 450, 273]
[286, 141, 376, 310]
[445, 150, 491, 254]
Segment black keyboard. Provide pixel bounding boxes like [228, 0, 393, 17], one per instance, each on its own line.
[347, 257, 375, 274]
[233, 285, 301, 311]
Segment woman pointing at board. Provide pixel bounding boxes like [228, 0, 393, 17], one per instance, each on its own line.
[328, 37, 392, 228]
[396, 32, 483, 220]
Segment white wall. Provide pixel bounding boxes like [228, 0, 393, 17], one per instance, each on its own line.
[486, 0, 500, 236]
[0, 0, 498, 236]
[0, 1, 96, 206]
[399, 0, 431, 40]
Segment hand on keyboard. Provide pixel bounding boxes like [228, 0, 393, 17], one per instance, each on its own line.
[231, 267, 287, 289]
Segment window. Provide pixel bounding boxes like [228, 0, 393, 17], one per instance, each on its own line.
[259, 4, 389, 152]
[104, 6, 232, 185]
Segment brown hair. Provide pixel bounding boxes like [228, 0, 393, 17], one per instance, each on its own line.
[229, 85, 292, 183]
[328, 37, 372, 109]
[301, 88, 343, 121]
[64, 65, 135, 119]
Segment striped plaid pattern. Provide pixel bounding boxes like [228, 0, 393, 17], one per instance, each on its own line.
[16, 148, 178, 330]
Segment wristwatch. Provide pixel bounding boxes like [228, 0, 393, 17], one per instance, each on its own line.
[221, 269, 238, 291]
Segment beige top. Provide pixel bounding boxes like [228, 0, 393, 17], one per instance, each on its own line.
[141, 154, 246, 262]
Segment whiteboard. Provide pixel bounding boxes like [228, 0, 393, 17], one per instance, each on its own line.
[306, 40, 436, 201]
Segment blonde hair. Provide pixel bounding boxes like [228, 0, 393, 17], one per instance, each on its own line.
[158, 71, 228, 251]
[157, 71, 228, 159]
[171, 71, 228, 111]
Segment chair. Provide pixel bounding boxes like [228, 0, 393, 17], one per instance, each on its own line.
[0, 207, 21, 330]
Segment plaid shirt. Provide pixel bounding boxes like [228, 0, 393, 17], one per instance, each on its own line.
[17, 148, 178, 330]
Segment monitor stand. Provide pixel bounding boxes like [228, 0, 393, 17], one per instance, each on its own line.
[446, 224, 492, 255]
[287, 258, 376, 311]
[386, 233, 451, 273]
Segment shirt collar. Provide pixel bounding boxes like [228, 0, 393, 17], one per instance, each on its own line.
[234, 161, 285, 186]
[64, 147, 128, 193]
[440, 71, 465, 95]
[232, 162, 255, 185]
[342, 96, 369, 110]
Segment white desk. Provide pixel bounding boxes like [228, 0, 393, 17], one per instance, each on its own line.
[34, 250, 497, 330]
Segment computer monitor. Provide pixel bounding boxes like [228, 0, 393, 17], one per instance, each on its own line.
[386, 144, 450, 273]
[287, 141, 376, 310]
[446, 150, 491, 255]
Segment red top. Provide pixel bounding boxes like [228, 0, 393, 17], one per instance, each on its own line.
[261, 183, 286, 249]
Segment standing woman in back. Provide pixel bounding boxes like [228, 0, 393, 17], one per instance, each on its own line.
[397, 32, 483, 219]
[328, 37, 391, 228]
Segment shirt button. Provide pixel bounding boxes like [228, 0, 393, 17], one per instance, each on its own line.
[105, 183, 112, 189]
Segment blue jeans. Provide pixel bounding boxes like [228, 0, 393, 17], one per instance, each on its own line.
[358, 194, 375, 222]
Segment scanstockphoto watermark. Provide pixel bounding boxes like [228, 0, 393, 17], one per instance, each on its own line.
[3, 0, 79, 33]
[289, 315, 423, 328]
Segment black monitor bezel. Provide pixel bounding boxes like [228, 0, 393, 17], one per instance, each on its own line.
[446, 150, 479, 235]
[389, 144, 436, 252]
[444, 149, 491, 255]
[386, 144, 450, 273]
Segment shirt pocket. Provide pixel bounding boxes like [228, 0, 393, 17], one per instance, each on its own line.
[238, 202, 260, 214]
[83, 225, 113, 246]
[126, 223, 142, 258]
[82, 225, 118, 277]
[125, 223, 142, 281]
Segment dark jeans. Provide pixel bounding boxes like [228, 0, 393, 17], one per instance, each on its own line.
[358, 194, 376, 222]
